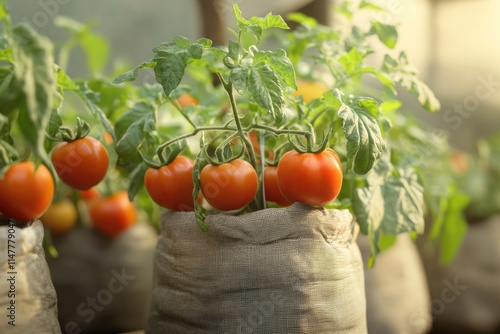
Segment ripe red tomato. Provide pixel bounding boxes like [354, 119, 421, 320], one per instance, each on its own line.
[0, 161, 54, 221]
[144, 156, 196, 211]
[51, 136, 109, 190]
[200, 159, 258, 211]
[277, 149, 343, 207]
[40, 199, 78, 234]
[264, 166, 292, 207]
[176, 93, 199, 108]
[79, 187, 100, 202]
[89, 191, 137, 237]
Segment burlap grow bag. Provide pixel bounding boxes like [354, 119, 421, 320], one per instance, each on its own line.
[358, 234, 432, 334]
[46, 223, 157, 334]
[0, 220, 61, 334]
[148, 202, 367, 334]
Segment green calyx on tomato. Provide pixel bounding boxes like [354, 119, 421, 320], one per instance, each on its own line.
[277, 148, 343, 207]
[89, 190, 137, 238]
[0, 161, 55, 222]
[144, 155, 197, 211]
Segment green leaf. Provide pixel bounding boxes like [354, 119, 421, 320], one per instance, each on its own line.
[115, 102, 156, 172]
[383, 52, 440, 112]
[253, 49, 296, 89]
[47, 109, 63, 139]
[360, 0, 386, 11]
[353, 159, 426, 259]
[76, 81, 115, 139]
[327, 90, 385, 174]
[371, 22, 398, 49]
[111, 60, 155, 85]
[247, 63, 285, 123]
[0, 2, 8, 21]
[10, 24, 55, 170]
[338, 48, 365, 76]
[154, 52, 189, 96]
[380, 99, 402, 112]
[55, 65, 78, 90]
[80, 33, 109, 73]
[259, 12, 290, 30]
[429, 190, 469, 265]
[128, 162, 148, 201]
[230, 66, 248, 95]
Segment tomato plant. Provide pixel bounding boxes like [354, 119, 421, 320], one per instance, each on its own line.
[0, 162, 55, 222]
[144, 156, 196, 211]
[277, 149, 343, 207]
[200, 159, 258, 211]
[89, 191, 137, 237]
[264, 166, 292, 207]
[108, 3, 466, 260]
[52, 136, 109, 190]
[40, 199, 78, 234]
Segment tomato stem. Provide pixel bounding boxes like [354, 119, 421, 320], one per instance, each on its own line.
[168, 97, 197, 129]
[219, 73, 263, 210]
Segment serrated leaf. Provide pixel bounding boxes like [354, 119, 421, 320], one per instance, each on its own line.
[371, 22, 398, 49]
[76, 81, 115, 139]
[353, 160, 425, 259]
[112, 60, 155, 85]
[253, 49, 296, 89]
[173, 36, 191, 48]
[115, 102, 156, 172]
[188, 43, 203, 59]
[194, 37, 212, 48]
[259, 12, 290, 30]
[55, 65, 77, 90]
[230, 66, 248, 95]
[128, 162, 148, 200]
[383, 52, 440, 112]
[47, 109, 63, 139]
[328, 91, 385, 174]
[248, 63, 285, 123]
[11, 24, 55, 171]
[339, 48, 365, 75]
[154, 52, 188, 96]
[228, 40, 244, 61]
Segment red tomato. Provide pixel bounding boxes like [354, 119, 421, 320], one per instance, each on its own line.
[264, 166, 292, 207]
[144, 156, 196, 211]
[79, 187, 100, 202]
[277, 149, 343, 207]
[89, 191, 137, 237]
[200, 159, 258, 211]
[51, 136, 109, 190]
[0, 161, 54, 221]
[176, 93, 199, 108]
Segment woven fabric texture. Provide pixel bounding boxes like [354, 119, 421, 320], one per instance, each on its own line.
[148, 202, 367, 334]
[0, 220, 61, 334]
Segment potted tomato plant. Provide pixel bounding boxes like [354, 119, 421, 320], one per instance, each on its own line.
[0, 3, 150, 333]
[110, 3, 459, 333]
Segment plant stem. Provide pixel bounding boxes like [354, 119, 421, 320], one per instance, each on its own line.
[169, 97, 197, 129]
[156, 125, 236, 153]
[219, 73, 263, 210]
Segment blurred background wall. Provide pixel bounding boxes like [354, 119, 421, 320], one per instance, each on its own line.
[6, 0, 500, 151]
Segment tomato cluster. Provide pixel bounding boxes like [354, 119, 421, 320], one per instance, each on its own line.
[144, 148, 343, 212]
